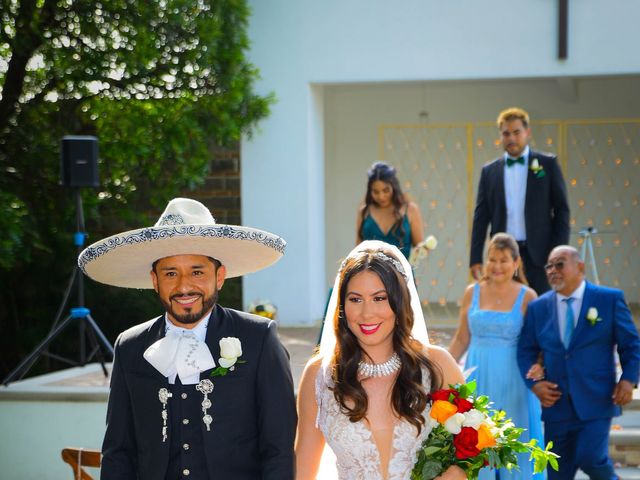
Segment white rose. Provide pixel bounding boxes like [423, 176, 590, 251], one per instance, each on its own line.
[425, 235, 438, 250]
[462, 409, 486, 430]
[587, 307, 598, 321]
[428, 416, 440, 429]
[443, 412, 465, 434]
[219, 337, 242, 368]
[531, 158, 540, 170]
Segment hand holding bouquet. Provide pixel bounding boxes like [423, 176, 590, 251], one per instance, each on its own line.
[412, 381, 558, 480]
[409, 235, 438, 267]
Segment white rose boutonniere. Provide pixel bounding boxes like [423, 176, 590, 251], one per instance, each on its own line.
[211, 337, 246, 377]
[530, 158, 546, 178]
[586, 307, 602, 326]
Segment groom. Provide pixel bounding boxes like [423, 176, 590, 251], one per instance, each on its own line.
[517, 245, 640, 479]
[79, 198, 296, 479]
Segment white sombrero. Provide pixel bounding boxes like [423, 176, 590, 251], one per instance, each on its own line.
[78, 197, 286, 289]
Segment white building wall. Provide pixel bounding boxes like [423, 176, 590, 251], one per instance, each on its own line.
[243, 0, 640, 325]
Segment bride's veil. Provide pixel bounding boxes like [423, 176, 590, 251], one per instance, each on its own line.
[319, 240, 429, 367]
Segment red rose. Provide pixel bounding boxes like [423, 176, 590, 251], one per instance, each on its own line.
[454, 397, 474, 413]
[453, 426, 480, 459]
[430, 389, 458, 402]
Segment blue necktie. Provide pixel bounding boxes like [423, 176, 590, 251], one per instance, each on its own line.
[563, 297, 575, 348]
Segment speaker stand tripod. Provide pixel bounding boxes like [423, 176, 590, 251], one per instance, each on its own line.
[3, 189, 114, 385]
[579, 226, 600, 285]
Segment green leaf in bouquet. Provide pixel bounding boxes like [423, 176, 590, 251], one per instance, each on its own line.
[421, 460, 445, 480]
[533, 441, 560, 473]
[457, 379, 476, 398]
[422, 446, 443, 456]
[491, 409, 506, 422]
[487, 448, 502, 468]
[474, 395, 491, 410]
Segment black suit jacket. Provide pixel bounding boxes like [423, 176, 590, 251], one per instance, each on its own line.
[470, 150, 570, 267]
[101, 305, 297, 480]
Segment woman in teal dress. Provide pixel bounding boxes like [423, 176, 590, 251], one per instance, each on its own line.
[449, 233, 544, 480]
[356, 162, 424, 259]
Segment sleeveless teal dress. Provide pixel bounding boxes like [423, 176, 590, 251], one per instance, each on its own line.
[360, 214, 412, 259]
[465, 284, 544, 480]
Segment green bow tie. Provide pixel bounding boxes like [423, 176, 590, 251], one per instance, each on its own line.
[506, 156, 525, 167]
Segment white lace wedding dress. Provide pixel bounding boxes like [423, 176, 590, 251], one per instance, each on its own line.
[315, 366, 433, 480]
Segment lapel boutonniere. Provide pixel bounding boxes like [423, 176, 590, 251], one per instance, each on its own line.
[586, 307, 602, 326]
[530, 158, 546, 178]
[210, 337, 246, 377]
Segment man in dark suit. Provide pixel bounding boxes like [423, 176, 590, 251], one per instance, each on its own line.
[470, 107, 570, 294]
[78, 198, 296, 480]
[518, 246, 640, 479]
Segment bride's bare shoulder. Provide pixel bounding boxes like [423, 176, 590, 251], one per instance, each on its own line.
[422, 344, 453, 363]
[422, 344, 465, 385]
[302, 354, 323, 378]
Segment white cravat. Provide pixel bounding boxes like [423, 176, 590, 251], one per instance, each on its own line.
[504, 145, 529, 241]
[143, 313, 216, 384]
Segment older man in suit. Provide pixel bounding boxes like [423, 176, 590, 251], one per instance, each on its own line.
[518, 246, 640, 479]
[78, 198, 297, 480]
[470, 107, 570, 294]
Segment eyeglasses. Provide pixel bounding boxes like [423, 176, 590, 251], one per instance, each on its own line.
[544, 261, 565, 273]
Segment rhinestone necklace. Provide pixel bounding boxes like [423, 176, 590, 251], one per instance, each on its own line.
[358, 352, 401, 378]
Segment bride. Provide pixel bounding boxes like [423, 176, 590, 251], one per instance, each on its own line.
[295, 241, 465, 480]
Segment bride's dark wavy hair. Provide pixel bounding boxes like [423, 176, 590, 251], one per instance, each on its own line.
[330, 248, 442, 433]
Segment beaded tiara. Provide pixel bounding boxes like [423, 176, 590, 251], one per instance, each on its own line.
[340, 249, 408, 282]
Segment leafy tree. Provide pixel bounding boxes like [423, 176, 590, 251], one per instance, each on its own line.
[0, 0, 272, 378]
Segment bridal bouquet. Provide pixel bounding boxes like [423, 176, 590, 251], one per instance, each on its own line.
[411, 381, 558, 480]
[409, 235, 438, 267]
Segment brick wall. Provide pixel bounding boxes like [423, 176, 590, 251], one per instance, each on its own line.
[191, 143, 241, 225]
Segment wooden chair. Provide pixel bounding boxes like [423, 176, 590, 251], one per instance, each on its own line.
[61, 448, 101, 480]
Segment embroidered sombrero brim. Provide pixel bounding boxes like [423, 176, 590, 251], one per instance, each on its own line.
[78, 224, 285, 289]
[77, 198, 286, 289]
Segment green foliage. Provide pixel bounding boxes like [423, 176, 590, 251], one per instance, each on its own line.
[0, 0, 271, 377]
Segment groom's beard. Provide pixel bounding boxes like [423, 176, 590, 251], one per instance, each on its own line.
[162, 289, 218, 325]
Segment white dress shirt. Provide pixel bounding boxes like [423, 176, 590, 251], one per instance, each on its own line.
[556, 280, 586, 345]
[504, 145, 530, 241]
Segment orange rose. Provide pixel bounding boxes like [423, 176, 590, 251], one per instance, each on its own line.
[430, 400, 458, 424]
[476, 423, 496, 450]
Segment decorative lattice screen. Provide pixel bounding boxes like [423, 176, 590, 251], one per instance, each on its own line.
[380, 119, 639, 310]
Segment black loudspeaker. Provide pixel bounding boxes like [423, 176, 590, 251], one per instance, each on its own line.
[60, 136, 99, 187]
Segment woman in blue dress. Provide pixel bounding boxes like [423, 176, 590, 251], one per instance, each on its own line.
[356, 162, 424, 259]
[448, 233, 544, 480]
